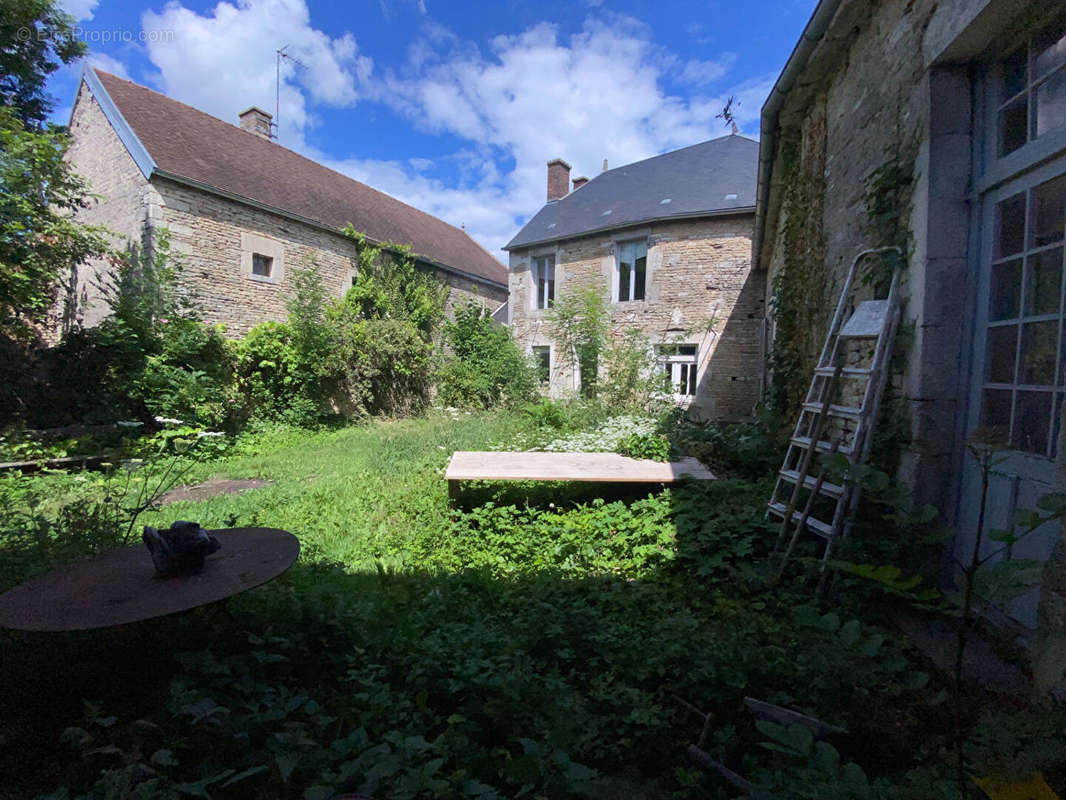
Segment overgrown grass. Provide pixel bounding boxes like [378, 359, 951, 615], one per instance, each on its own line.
[139, 411, 537, 568]
[0, 411, 1034, 799]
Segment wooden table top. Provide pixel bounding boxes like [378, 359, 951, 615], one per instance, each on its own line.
[445, 451, 717, 483]
[0, 527, 299, 632]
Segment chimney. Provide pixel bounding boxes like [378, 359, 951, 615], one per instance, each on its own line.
[547, 158, 571, 201]
[602, 158, 608, 172]
[572, 176, 589, 191]
[239, 106, 273, 139]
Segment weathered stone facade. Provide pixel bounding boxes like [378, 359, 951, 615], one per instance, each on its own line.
[65, 80, 506, 338]
[757, 0, 1066, 626]
[510, 215, 764, 421]
[65, 80, 151, 329]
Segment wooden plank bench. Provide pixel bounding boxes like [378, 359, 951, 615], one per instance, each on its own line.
[446, 451, 716, 499]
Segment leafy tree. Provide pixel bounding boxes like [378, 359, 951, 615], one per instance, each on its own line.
[437, 301, 536, 409]
[0, 0, 85, 127]
[0, 106, 107, 336]
[546, 284, 610, 399]
[0, 1, 105, 337]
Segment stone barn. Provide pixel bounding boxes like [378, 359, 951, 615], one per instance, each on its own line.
[64, 67, 508, 336]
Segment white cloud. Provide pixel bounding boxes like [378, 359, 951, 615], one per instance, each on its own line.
[127, 2, 767, 259]
[678, 55, 737, 87]
[85, 52, 131, 80]
[361, 15, 766, 255]
[140, 0, 370, 146]
[59, 0, 98, 20]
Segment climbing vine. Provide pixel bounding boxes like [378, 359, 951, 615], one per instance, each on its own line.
[768, 127, 829, 413]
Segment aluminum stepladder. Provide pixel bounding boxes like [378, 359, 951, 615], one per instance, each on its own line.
[768, 246, 904, 591]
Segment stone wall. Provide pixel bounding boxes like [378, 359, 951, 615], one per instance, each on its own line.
[153, 178, 357, 336]
[759, 0, 991, 517]
[65, 81, 152, 329]
[509, 214, 764, 421]
[757, 0, 1066, 628]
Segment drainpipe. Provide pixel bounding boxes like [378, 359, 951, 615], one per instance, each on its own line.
[752, 0, 844, 271]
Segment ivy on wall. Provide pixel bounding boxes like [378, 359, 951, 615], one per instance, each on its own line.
[767, 127, 830, 414]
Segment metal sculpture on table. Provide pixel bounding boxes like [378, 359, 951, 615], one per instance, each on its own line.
[142, 521, 221, 577]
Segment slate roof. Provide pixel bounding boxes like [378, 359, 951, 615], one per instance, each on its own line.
[505, 135, 758, 251]
[88, 69, 506, 286]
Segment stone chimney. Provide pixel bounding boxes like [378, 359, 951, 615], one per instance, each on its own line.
[572, 176, 589, 191]
[547, 158, 571, 201]
[239, 106, 273, 139]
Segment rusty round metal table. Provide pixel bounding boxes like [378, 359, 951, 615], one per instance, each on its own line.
[0, 527, 300, 632]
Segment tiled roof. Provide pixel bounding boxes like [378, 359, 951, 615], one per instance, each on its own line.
[506, 135, 758, 250]
[91, 69, 506, 286]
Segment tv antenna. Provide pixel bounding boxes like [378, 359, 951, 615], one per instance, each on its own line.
[275, 45, 307, 141]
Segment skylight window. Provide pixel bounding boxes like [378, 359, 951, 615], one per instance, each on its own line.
[660, 198, 672, 205]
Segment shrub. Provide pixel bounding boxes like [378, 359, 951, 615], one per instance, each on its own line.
[616, 432, 670, 462]
[135, 318, 235, 428]
[546, 285, 610, 399]
[234, 321, 308, 423]
[437, 301, 536, 409]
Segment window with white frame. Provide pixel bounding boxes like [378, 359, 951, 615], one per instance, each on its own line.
[975, 12, 1066, 458]
[532, 255, 555, 310]
[981, 173, 1065, 457]
[996, 12, 1066, 158]
[616, 240, 647, 302]
[532, 345, 550, 385]
[657, 344, 698, 398]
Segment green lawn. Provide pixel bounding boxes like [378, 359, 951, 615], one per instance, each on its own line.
[0, 412, 974, 798]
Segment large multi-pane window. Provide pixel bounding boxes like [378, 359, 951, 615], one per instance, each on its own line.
[616, 240, 647, 302]
[981, 173, 1065, 457]
[532, 255, 555, 310]
[997, 12, 1066, 157]
[657, 344, 698, 398]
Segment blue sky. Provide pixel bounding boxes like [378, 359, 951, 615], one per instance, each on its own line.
[49, 0, 816, 257]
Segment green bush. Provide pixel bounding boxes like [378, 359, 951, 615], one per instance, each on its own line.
[234, 321, 310, 424]
[437, 301, 536, 409]
[616, 432, 670, 462]
[135, 318, 235, 428]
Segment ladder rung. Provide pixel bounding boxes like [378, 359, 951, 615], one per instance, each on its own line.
[803, 402, 862, 420]
[778, 469, 845, 499]
[814, 366, 872, 378]
[791, 436, 854, 456]
[767, 502, 835, 538]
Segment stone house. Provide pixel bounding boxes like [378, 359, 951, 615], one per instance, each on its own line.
[64, 67, 508, 337]
[755, 0, 1066, 626]
[504, 136, 764, 421]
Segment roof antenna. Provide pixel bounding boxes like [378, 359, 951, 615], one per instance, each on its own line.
[716, 95, 739, 135]
[602, 158, 608, 172]
[275, 45, 307, 142]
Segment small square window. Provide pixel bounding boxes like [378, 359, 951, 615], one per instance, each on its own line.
[532, 345, 550, 385]
[252, 253, 273, 277]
